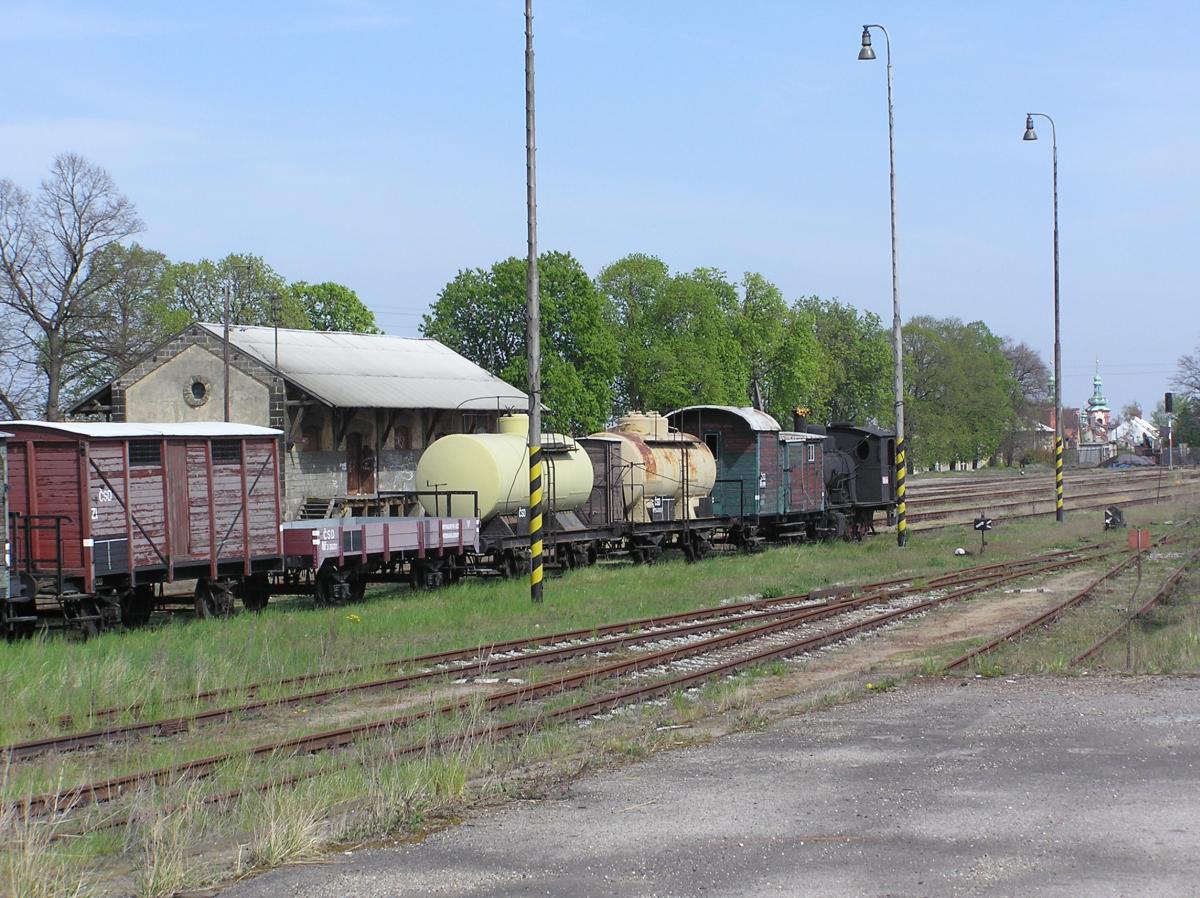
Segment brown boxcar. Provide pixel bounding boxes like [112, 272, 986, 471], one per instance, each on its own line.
[2, 422, 282, 629]
[1, 431, 10, 605]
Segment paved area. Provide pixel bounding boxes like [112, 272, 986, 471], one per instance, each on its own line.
[222, 677, 1200, 897]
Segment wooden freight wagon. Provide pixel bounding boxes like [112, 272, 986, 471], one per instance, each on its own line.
[281, 516, 481, 596]
[1, 432, 11, 609]
[1, 422, 283, 631]
[666, 406, 826, 543]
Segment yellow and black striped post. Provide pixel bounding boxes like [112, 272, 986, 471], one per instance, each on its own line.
[529, 445, 544, 602]
[895, 436, 907, 547]
[1055, 436, 1064, 521]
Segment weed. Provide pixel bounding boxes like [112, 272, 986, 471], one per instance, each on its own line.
[0, 801, 97, 898]
[244, 786, 329, 869]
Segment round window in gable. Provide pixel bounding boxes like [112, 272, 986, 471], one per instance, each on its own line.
[184, 376, 211, 408]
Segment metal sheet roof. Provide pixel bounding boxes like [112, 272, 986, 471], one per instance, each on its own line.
[779, 431, 824, 443]
[667, 405, 782, 432]
[0, 421, 281, 438]
[200, 323, 528, 411]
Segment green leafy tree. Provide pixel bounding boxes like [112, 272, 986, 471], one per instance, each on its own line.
[423, 251, 618, 434]
[731, 275, 829, 426]
[904, 316, 1016, 468]
[288, 281, 379, 332]
[639, 267, 746, 413]
[797, 297, 892, 425]
[1173, 396, 1200, 446]
[594, 253, 669, 412]
[70, 242, 173, 401]
[596, 256, 747, 415]
[158, 253, 309, 333]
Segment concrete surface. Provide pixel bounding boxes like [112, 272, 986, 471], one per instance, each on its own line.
[221, 677, 1200, 898]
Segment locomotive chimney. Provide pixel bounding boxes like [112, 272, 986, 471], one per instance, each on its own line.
[793, 406, 808, 432]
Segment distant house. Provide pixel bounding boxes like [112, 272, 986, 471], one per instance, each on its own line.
[1112, 416, 1159, 450]
[71, 323, 528, 519]
[1041, 405, 1081, 448]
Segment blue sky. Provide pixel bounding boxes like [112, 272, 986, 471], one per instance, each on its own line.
[2, 1, 1196, 416]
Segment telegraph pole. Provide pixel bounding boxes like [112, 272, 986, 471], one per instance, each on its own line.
[525, 0, 543, 603]
[223, 282, 232, 423]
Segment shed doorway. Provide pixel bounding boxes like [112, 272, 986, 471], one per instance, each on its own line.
[346, 433, 376, 496]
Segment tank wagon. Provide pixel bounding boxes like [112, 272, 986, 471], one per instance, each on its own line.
[577, 412, 718, 562]
[416, 413, 602, 574]
[0, 421, 480, 635]
[414, 412, 722, 571]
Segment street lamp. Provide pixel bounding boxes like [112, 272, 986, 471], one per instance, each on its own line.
[1022, 112, 1064, 522]
[858, 24, 907, 547]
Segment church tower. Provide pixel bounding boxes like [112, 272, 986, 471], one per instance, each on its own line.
[1084, 361, 1111, 441]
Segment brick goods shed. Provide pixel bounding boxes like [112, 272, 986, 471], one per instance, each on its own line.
[71, 323, 528, 520]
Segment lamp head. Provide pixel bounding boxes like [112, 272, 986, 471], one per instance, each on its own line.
[858, 27, 876, 60]
[1023, 114, 1038, 141]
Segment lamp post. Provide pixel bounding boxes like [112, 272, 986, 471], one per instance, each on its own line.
[1023, 113, 1064, 522]
[858, 24, 907, 547]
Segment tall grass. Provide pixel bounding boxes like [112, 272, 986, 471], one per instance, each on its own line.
[5, 503, 1166, 747]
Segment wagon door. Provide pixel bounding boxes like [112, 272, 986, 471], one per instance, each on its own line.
[780, 441, 792, 514]
[346, 433, 376, 496]
[164, 442, 192, 557]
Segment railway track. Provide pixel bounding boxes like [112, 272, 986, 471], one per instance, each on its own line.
[13, 546, 1121, 818]
[907, 467, 1194, 501]
[1069, 545, 1200, 667]
[7, 546, 1111, 760]
[902, 478, 1200, 533]
[940, 523, 1198, 671]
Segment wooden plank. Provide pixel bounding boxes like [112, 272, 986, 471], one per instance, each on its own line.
[122, 442, 134, 580]
[240, 439, 251, 575]
[205, 441, 217, 578]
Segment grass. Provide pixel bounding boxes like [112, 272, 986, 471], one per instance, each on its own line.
[2, 499, 1196, 895]
[1, 502, 1157, 745]
[941, 527, 1200, 677]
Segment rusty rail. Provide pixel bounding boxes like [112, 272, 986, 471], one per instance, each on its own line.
[38, 544, 1102, 742]
[14, 550, 1105, 817]
[1069, 545, 1200, 667]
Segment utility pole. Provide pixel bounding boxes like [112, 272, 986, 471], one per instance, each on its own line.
[223, 282, 232, 423]
[525, 0, 543, 603]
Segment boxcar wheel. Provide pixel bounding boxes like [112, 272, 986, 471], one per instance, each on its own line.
[348, 569, 367, 603]
[314, 565, 347, 607]
[120, 584, 155, 628]
[195, 580, 236, 619]
[242, 573, 271, 612]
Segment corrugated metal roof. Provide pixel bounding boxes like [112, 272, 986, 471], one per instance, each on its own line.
[667, 405, 782, 432]
[200, 323, 528, 411]
[0, 421, 281, 438]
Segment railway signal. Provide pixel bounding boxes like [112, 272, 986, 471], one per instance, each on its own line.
[973, 515, 993, 554]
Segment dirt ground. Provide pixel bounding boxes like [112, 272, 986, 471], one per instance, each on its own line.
[220, 675, 1200, 897]
[213, 559, 1200, 897]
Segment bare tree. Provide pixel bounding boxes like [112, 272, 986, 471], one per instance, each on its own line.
[0, 154, 142, 419]
[1177, 342, 1200, 398]
[998, 338, 1050, 465]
